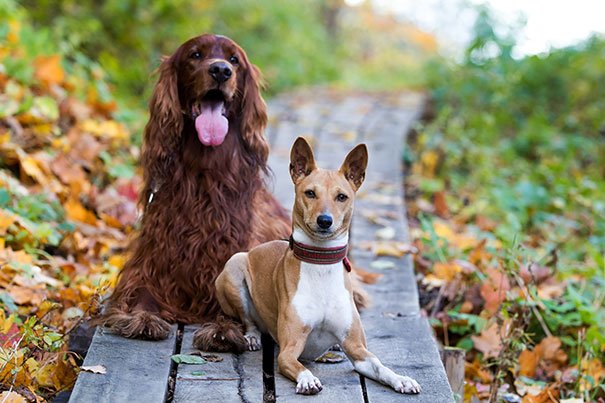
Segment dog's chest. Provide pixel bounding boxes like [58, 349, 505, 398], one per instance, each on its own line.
[291, 262, 353, 359]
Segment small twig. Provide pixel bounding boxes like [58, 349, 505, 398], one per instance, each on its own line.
[430, 285, 445, 318]
[512, 272, 552, 337]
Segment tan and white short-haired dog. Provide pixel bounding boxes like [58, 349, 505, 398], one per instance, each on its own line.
[215, 137, 421, 395]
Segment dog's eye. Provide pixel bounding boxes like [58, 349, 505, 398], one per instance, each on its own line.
[190, 51, 203, 60]
[229, 55, 239, 65]
[336, 193, 348, 202]
[304, 190, 316, 198]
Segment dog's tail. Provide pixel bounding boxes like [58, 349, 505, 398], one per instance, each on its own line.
[192, 315, 247, 353]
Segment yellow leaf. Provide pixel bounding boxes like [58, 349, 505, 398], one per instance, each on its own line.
[34, 55, 64, 86]
[36, 300, 57, 318]
[0, 208, 16, 235]
[0, 130, 10, 144]
[7, 19, 21, 44]
[420, 150, 439, 177]
[108, 254, 125, 270]
[79, 119, 129, 141]
[19, 155, 48, 184]
[0, 391, 26, 403]
[433, 262, 462, 281]
[0, 310, 15, 333]
[64, 197, 97, 225]
[365, 241, 418, 257]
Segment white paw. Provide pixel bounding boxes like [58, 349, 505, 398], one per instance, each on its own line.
[393, 375, 421, 394]
[244, 333, 261, 351]
[295, 370, 323, 395]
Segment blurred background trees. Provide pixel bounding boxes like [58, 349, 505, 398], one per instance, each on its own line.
[18, 0, 435, 104]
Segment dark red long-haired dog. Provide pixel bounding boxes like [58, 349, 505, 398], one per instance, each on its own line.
[98, 34, 290, 350]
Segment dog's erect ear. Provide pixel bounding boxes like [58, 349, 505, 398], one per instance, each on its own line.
[290, 137, 316, 184]
[339, 144, 368, 191]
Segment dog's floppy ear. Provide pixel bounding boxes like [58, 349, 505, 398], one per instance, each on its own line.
[339, 144, 368, 191]
[289, 137, 316, 184]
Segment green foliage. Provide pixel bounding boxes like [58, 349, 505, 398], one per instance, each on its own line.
[21, 0, 342, 102]
[18, 0, 434, 106]
[416, 6, 605, 379]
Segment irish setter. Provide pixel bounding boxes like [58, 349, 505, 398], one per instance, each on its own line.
[98, 34, 369, 352]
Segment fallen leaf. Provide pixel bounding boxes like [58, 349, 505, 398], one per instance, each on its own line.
[315, 351, 345, 363]
[471, 322, 502, 359]
[480, 267, 510, 314]
[34, 55, 64, 86]
[517, 336, 568, 378]
[521, 383, 560, 403]
[519, 348, 539, 377]
[171, 354, 207, 365]
[433, 262, 462, 281]
[64, 197, 97, 225]
[370, 259, 395, 270]
[433, 190, 449, 217]
[8, 285, 44, 305]
[375, 226, 396, 240]
[0, 391, 27, 403]
[81, 365, 106, 374]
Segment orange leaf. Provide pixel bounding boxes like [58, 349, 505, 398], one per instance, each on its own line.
[64, 197, 97, 225]
[519, 348, 539, 377]
[518, 336, 568, 379]
[433, 190, 449, 217]
[34, 55, 64, 86]
[465, 358, 493, 383]
[471, 322, 502, 358]
[8, 285, 44, 306]
[581, 358, 605, 391]
[433, 262, 461, 281]
[480, 267, 510, 314]
[521, 384, 560, 403]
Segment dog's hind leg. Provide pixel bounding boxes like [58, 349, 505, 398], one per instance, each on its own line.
[215, 252, 263, 350]
[192, 252, 258, 352]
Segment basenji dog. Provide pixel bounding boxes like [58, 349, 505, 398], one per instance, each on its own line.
[215, 137, 421, 395]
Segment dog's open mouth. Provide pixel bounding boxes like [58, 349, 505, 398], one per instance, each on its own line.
[192, 90, 229, 147]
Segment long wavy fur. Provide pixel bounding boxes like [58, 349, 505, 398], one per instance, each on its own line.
[96, 35, 290, 342]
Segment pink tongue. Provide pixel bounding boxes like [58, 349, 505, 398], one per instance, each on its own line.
[195, 103, 228, 146]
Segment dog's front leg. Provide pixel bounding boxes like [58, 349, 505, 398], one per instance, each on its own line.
[342, 318, 421, 394]
[276, 321, 322, 395]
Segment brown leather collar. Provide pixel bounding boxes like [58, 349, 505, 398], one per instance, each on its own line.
[288, 235, 351, 272]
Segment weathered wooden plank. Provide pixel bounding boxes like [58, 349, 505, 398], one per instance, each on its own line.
[175, 326, 264, 403]
[349, 94, 453, 402]
[174, 326, 240, 403]
[69, 326, 177, 403]
[273, 358, 364, 403]
[361, 314, 453, 402]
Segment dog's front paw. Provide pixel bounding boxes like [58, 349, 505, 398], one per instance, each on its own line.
[295, 370, 323, 395]
[244, 332, 261, 351]
[392, 375, 421, 394]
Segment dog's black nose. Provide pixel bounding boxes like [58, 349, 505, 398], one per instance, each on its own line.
[209, 62, 232, 83]
[317, 215, 333, 229]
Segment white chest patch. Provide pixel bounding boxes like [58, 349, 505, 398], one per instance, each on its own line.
[291, 261, 354, 360]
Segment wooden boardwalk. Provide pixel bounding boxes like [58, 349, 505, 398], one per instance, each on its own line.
[70, 90, 453, 403]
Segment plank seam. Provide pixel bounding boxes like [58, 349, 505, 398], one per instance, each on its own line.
[359, 374, 369, 403]
[164, 324, 184, 403]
